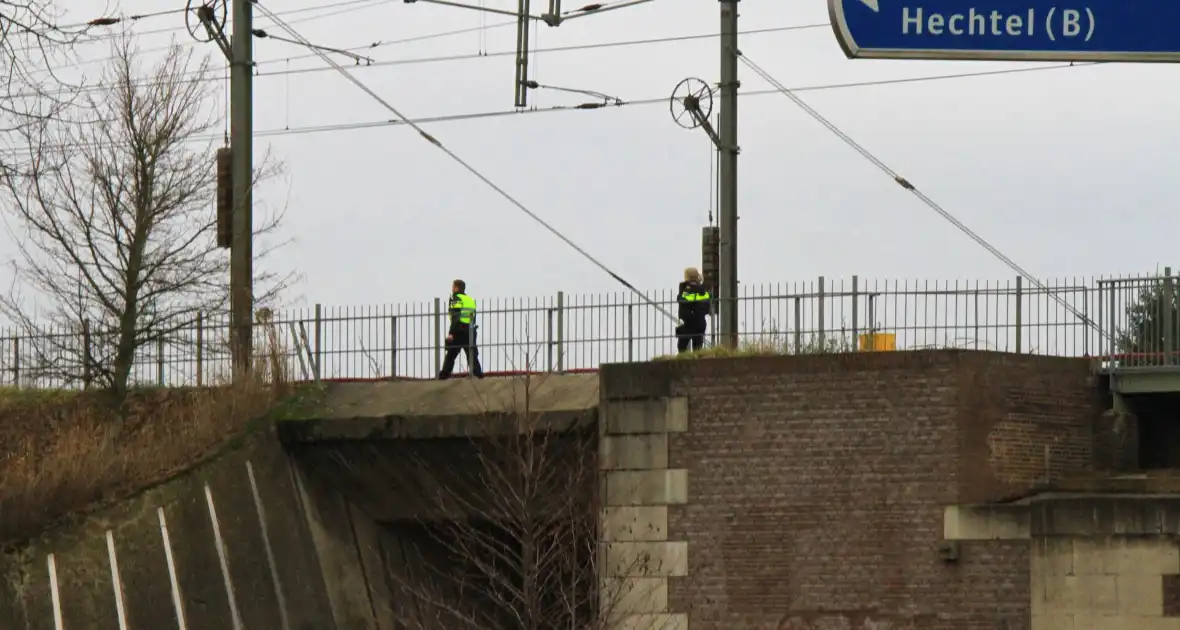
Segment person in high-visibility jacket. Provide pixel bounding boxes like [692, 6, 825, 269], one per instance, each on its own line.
[438, 279, 485, 379]
[676, 267, 711, 353]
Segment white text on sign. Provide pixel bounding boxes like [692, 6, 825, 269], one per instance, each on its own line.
[899, 7, 1096, 41]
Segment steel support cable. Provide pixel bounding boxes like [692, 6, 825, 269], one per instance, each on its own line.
[252, 20, 820, 69]
[252, 1, 679, 323]
[29, 24, 830, 98]
[0, 64, 1101, 157]
[736, 52, 1105, 340]
[18, 0, 394, 68]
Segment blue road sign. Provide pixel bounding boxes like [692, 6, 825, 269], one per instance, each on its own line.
[829, 0, 1180, 62]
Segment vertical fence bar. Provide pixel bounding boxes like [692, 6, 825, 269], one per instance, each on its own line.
[867, 294, 877, 340]
[1081, 286, 1090, 358]
[817, 276, 826, 350]
[626, 304, 634, 362]
[1164, 268, 1175, 365]
[433, 297, 442, 376]
[82, 319, 92, 390]
[390, 315, 398, 378]
[972, 288, 980, 350]
[314, 304, 323, 381]
[546, 305, 554, 372]
[1107, 284, 1116, 365]
[556, 291, 565, 373]
[851, 275, 859, 351]
[196, 313, 204, 387]
[710, 298, 717, 348]
[793, 296, 802, 354]
[1095, 282, 1103, 364]
[1015, 276, 1023, 354]
[11, 336, 19, 388]
[157, 337, 165, 386]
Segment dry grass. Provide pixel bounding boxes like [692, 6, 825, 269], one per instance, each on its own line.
[655, 330, 860, 360]
[0, 373, 286, 547]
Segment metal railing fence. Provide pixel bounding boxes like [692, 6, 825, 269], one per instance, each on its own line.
[1, 273, 1176, 389]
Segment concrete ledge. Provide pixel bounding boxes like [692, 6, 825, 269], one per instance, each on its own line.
[601, 542, 688, 578]
[278, 409, 597, 441]
[607, 613, 689, 630]
[288, 374, 599, 421]
[1028, 495, 1180, 537]
[603, 470, 688, 506]
[944, 504, 1030, 540]
[600, 435, 669, 470]
[603, 399, 688, 435]
[1110, 369, 1180, 394]
[600, 507, 669, 541]
[601, 577, 668, 614]
[946, 495, 1180, 539]
[1037, 474, 1180, 495]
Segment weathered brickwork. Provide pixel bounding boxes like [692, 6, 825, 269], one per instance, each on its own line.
[956, 354, 1102, 503]
[600, 350, 1104, 630]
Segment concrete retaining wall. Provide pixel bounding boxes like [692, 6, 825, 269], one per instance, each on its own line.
[947, 496, 1180, 630]
[0, 425, 364, 630]
[599, 395, 690, 630]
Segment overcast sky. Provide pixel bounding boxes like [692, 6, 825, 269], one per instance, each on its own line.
[2, 0, 1172, 311]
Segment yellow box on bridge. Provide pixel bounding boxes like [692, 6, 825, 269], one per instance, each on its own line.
[859, 332, 896, 351]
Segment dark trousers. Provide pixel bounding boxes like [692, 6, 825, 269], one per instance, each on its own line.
[439, 326, 484, 379]
[676, 323, 706, 353]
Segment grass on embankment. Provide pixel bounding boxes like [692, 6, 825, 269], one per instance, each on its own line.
[0, 374, 311, 547]
[653, 331, 860, 360]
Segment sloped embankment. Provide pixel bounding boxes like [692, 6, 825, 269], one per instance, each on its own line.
[0, 422, 337, 629]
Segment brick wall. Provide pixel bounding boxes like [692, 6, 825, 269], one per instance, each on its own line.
[599, 350, 1105, 630]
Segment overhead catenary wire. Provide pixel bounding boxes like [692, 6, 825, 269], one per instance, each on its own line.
[87, 0, 387, 41]
[735, 52, 1104, 338]
[273, 24, 827, 72]
[68, 7, 191, 30]
[36, 24, 830, 96]
[13, 24, 1091, 101]
[560, 0, 657, 22]
[0, 63, 1100, 157]
[251, 28, 373, 64]
[251, 0, 680, 323]
[18, 0, 399, 75]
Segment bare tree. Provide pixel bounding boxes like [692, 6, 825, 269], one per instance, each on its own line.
[0, 33, 290, 399]
[380, 373, 686, 630]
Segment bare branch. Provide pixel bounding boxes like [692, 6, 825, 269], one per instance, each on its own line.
[0, 31, 294, 397]
[0, 1, 95, 170]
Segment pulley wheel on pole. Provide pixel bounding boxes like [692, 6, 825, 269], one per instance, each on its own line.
[669, 78, 715, 130]
[185, 0, 227, 42]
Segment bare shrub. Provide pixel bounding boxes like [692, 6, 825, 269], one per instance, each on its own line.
[380, 371, 699, 629]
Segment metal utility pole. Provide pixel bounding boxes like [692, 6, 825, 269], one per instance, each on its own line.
[230, 0, 254, 374]
[669, 0, 741, 348]
[192, 0, 253, 375]
[716, 0, 740, 348]
[513, 0, 534, 107]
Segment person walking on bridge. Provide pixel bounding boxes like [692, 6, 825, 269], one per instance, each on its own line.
[676, 267, 711, 353]
[439, 279, 485, 379]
